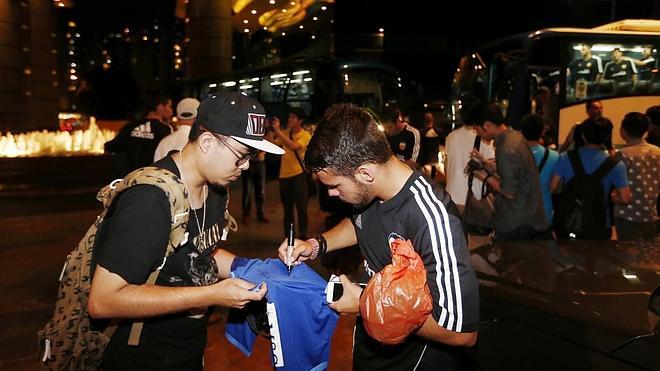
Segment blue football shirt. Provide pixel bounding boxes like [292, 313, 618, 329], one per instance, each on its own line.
[226, 259, 339, 371]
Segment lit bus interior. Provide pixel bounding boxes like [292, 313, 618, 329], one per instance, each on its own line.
[566, 42, 658, 102]
[198, 61, 403, 122]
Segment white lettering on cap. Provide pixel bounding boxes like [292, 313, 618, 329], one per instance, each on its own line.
[246, 113, 266, 136]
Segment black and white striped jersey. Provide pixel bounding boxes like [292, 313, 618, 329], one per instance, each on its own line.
[386, 123, 421, 163]
[352, 172, 478, 334]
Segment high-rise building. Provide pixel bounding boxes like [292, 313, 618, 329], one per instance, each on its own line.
[0, 0, 59, 131]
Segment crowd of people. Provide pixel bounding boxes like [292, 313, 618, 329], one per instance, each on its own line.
[94, 90, 658, 370]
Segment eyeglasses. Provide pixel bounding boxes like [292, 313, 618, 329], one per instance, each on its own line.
[200, 125, 257, 166]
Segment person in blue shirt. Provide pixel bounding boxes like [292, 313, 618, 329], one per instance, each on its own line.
[521, 113, 559, 228]
[551, 117, 632, 235]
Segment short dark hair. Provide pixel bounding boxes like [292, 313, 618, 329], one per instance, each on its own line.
[581, 117, 612, 145]
[379, 106, 401, 125]
[646, 105, 660, 126]
[585, 99, 602, 111]
[621, 112, 650, 139]
[472, 101, 505, 127]
[305, 103, 392, 176]
[290, 107, 306, 121]
[189, 120, 203, 141]
[460, 99, 483, 126]
[145, 92, 171, 113]
[520, 113, 545, 141]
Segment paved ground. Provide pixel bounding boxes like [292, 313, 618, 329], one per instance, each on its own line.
[0, 178, 361, 370]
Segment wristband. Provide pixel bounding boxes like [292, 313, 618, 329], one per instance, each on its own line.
[317, 234, 327, 257]
[306, 238, 320, 260]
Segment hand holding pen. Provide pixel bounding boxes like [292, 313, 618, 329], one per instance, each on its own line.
[277, 232, 314, 268]
[287, 223, 294, 274]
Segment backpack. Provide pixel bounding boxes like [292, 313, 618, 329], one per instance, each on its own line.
[553, 150, 619, 240]
[37, 166, 190, 371]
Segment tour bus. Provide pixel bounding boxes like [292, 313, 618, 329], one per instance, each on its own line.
[184, 57, 405, 123]
[448, 19, 659, 146]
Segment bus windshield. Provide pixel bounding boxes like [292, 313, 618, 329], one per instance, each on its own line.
[342, 68, 402, 113]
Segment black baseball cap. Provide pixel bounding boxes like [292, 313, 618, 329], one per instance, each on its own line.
[196, 91, 284, 154]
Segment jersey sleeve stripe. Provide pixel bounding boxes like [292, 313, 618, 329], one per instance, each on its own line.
[415, 178, 464, 332]
[594, 55, 603, 73]
[408, 125, 421, 163]
[410, 178, 464, 331]
[410, 184, 450, 327]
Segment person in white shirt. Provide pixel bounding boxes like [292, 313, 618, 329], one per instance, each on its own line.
[445, 112, 495, 248]
[154, 98, 200, 161]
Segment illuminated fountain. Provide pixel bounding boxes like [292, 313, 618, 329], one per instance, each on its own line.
[0, 115, 118, 204]
[0, 117, 116, 158]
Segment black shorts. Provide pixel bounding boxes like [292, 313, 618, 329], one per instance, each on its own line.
[352, 318, 473, 371]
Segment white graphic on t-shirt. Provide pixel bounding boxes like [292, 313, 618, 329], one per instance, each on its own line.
[193, 222, 223, 253]
[130, 122, 155, 139]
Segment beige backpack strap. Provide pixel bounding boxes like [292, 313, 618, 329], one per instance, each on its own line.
[98, 167, 190, 346]
[126, 268, 161, 345]
[104, 167, 190, 251]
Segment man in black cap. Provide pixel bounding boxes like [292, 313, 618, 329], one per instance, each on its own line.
[88, 91, 284, 370]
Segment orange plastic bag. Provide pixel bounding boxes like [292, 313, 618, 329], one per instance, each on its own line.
[359, 238, 433, 344]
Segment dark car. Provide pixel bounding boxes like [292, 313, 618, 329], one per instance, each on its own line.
[468, 240, 660, 371]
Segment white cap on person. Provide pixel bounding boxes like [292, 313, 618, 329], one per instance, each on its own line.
[176, 98, 200, 120]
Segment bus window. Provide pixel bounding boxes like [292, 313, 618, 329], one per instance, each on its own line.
[342, 68, 402, 115]
[261, 72, 290, 103]
[489, 51, 525, 117]
[204, 82, 219, 97]
[448, 54, 488, 126]
[456, 54, 488, 101]
[184, 59, 405, 124]
[286, 69, 315, 115]
[566, 42, 658, 102]
[287, 69, 314, 100]
[237, 76, 260, 98]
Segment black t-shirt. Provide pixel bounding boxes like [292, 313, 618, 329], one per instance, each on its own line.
[386, 124, 420, 162]
[603, 60, 637, 82]
[351, 172, 478, 370]
[638, 57, 655, 81]
[104, 119, 173, 177]
[419, 126, 446, 165]
[569, 57, 603, 84]
[94, 155, 228, 371]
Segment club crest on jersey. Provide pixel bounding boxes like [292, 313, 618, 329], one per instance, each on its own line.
[247, 113, 266, 136]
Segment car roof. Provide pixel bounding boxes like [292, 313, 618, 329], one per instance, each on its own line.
[471, 239, 660, 336]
